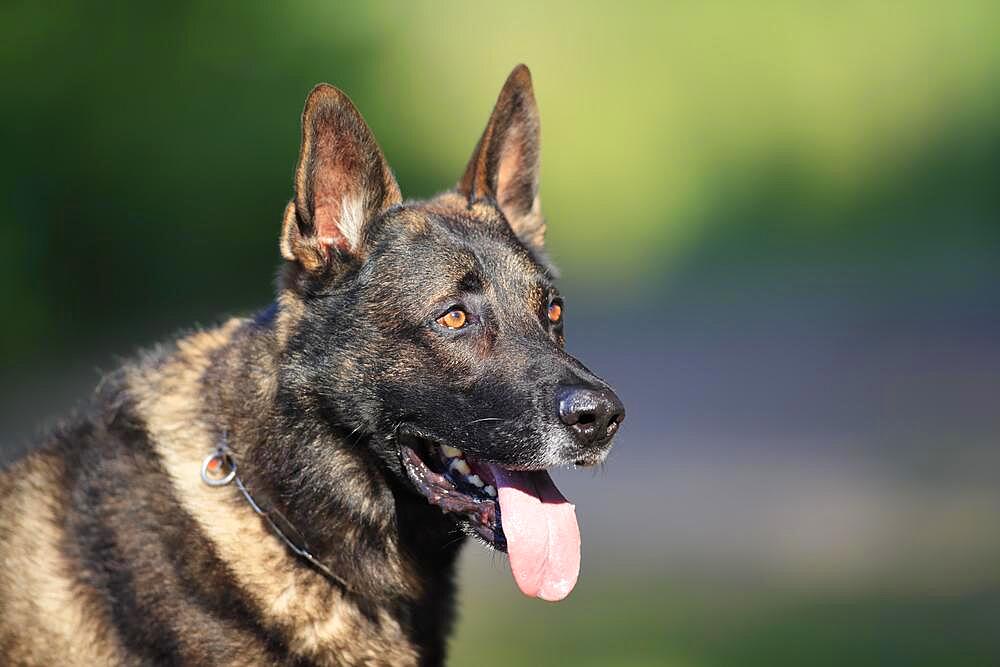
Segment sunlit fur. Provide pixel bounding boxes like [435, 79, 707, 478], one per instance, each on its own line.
[0, 65, 621, 666]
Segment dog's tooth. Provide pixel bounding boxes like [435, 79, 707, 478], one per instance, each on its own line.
[450, 459, 471, 475]
[440, 445, 463, 458]
[483, 485, 497, 497]
[466, 474, 484, 488]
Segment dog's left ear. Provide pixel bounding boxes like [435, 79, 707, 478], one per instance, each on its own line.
[459, 64, 545, 250]
[281, 84, 402, 272]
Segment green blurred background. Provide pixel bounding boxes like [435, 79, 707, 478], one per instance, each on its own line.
[2, 2, 999, 665]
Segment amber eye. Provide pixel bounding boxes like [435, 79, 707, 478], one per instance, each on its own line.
[436, 308, 468, 330]
[547, 301, 563, 324]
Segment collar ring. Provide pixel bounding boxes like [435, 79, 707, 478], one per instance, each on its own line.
[201, 450, 236, 487]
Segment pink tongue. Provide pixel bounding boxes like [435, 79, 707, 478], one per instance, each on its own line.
[484, 465, 581, 601]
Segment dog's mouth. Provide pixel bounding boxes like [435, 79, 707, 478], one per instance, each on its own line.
[398, 431, 581, 602]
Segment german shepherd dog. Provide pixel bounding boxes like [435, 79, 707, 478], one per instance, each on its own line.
[0, 65, 624, 666]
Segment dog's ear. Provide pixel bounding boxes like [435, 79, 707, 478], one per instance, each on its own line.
[281, 84, 402, 272]
[458, 64, 544, 250]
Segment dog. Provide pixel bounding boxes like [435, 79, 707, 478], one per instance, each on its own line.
[0, 64, 624, 666]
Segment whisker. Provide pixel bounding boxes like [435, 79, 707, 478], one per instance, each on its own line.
[466, 417, 505, 426]
[441, 530, 467, 550]
[343, 423, 365, 445]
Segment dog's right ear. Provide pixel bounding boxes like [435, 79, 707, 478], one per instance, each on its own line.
[280, 84, 402, 273]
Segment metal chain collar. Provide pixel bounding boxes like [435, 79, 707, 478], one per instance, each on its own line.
[200, 433, 352, 592]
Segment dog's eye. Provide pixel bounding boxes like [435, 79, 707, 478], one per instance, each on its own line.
[437, 308, 468, 330]
[547, 301, 563, 324]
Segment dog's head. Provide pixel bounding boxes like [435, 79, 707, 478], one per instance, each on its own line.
[275, 66, 624, 601]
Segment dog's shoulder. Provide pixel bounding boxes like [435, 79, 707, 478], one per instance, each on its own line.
[0, 385, 131, 664]
[0, 319, 427, 666]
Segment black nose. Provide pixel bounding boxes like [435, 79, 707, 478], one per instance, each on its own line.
[557, 385, 625, 446]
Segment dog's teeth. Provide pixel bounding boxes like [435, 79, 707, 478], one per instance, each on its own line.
[483, 485, 496, 497]
[440, 445, 463, 458]
[450, 459, 471, 475]
[467, 474, 484, 488]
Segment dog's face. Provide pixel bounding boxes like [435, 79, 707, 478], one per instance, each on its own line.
[277, 66, 623, 601]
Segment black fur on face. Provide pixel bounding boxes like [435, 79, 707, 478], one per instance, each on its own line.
[268, 65, 623, 552]
[279, 202, 612, 484]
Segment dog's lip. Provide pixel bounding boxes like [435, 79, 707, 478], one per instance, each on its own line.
[394, 424, 549, 472]
[396, 429, 507, 551]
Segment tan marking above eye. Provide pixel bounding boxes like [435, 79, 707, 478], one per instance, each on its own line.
[437, 308, 468, 329]
[547, 302, 562, 324]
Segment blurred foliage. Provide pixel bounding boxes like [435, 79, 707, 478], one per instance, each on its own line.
[2, 2, 1000, 364]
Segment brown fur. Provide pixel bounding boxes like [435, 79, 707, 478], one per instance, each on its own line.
[0, 316, 433, 665]
[0, 64, 622, 666]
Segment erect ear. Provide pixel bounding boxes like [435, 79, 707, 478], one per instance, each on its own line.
[458, 64, 544, 249]
[280, 84, 402, 272]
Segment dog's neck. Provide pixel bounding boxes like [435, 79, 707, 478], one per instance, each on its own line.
[202, 306, 465, 604]
[123, 310, 463, 663]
